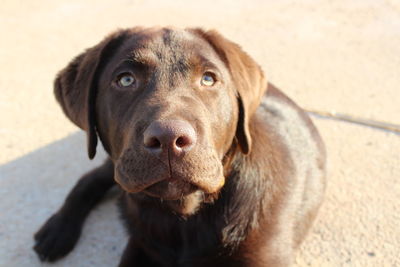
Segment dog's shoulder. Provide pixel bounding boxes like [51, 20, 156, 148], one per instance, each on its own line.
[259, 83, 325, 173]
[256, 83, 326, 210]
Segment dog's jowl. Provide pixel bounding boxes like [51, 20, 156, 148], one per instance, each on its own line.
[34, 27, 326, 267]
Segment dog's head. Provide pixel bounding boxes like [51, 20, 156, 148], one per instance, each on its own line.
[54, 27, 266, 215]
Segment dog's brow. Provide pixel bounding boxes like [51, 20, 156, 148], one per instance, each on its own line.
[200, 60, 219, 71]
[130, 49, 158, 65]
[191, 54, 221, 72]
[112, 60, 144, 75]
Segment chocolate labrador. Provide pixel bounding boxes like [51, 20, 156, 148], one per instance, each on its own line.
[33, 27, 326, 266]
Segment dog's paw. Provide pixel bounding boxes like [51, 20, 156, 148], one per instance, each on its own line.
[33, 212, 82, 262]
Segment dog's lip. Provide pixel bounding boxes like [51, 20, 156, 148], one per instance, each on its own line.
[114, 167, 164, 193]
[115, 162, 224, 196]
[115, 166, 197, 198]
[143, 179, 198, 200]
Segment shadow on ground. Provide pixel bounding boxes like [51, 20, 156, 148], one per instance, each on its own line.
[0, 131, 126, 267]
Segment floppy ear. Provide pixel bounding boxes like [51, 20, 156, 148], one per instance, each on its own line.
[193, 29, 267, 154]
[54, 30, 130, 159]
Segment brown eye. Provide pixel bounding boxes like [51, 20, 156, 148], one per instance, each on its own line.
[201, 72, 216, 87]
[118, 73, 136, 87]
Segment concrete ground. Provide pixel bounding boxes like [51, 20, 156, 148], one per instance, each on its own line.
[1, 0, 399, 266]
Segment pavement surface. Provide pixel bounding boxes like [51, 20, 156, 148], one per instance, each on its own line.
[1, 0, 399, 266]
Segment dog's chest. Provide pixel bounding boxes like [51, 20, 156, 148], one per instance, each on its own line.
[120, 198, 224, 264]
[138, 212, 225, 265]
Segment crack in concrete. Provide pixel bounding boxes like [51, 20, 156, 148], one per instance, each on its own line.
[306, 109, 400, 135]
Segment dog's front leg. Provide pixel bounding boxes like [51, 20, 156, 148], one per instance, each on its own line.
[33, 158, 115, 262]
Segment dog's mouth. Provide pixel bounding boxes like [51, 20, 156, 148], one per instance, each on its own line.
[114, 146, 226, 204]
[115, 167, 204, 201]
[115, 161, 224, 215]
[115, 161, 225, 196]
[142, 178, 198, 201]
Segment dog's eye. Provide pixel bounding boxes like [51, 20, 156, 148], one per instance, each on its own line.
[201, 72, 216, 87]
[118, 74, 136, 87]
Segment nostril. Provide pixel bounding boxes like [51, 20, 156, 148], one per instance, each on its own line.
[145, 137, 161, 149]
[176, 136, 191, 148]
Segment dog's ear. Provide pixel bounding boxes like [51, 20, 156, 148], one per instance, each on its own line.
[54, 30, 130, 159]
[193, 29, 267, 154]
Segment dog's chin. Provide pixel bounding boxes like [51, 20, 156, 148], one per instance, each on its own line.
[141, 180, 204, 216]
[141, 180, 220, 216]
[143, 179, 197, 201]
[164, 191, 205, 216]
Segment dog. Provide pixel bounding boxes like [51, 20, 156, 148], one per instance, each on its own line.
[33, 27, 326, 267]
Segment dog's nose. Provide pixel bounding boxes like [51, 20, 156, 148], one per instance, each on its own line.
[143, 120, 197, 156]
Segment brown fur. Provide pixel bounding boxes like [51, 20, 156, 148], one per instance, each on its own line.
[34, 27, 326, 266]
